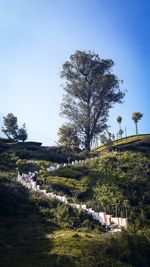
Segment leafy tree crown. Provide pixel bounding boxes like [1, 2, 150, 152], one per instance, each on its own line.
[60, 50, 125, 150]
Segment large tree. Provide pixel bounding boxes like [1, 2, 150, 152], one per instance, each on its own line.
[60, 50, 125, 150]
[132, 112, 143, 135]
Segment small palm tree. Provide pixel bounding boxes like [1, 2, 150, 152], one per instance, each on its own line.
[118, 129, 124, 139]
[116, 116, 122, 131]
[125, 127, 127, 137]
[132, 112, 143, 135]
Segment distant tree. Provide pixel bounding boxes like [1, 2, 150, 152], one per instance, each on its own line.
[2, 113, 28, 141]
[17, 123, 28, 142]
[111, 133, 115, 141]
[58, 123, 80, 150]
[107, 131, 112, 141]
[60, 50, 125, 150]
[92, 134, 99, 148]
[116, 116, 122, 131]
[100, 133, 107, 145]
[125, 127, 127, 137]
[118, 129, 124, 139]
[132, 112, 143, 135]
[100, 131, 115, 145]
[105, 130, 112, 145]
[2, 113, 18, 140]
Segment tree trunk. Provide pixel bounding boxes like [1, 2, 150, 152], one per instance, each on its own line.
[135, 122, 138, 135]
[85, 141, 91, 151]
[85, 134, 91, 151]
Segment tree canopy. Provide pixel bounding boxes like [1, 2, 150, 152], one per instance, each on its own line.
[17, 123, 28, 142]
[116, 116, 122, 130]
[2, 113, 28, 142]
[60, 50, 125, 150]
[132, 112, 143, 135]
[2, 113, 18, 140]
[58, 123, 80, 151]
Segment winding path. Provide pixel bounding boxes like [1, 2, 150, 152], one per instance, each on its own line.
[17, 172, 127, 232]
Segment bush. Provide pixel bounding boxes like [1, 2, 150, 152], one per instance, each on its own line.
[50, 167, 84, 180]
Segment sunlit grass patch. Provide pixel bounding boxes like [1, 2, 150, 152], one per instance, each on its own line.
[95, 134, 150, 152]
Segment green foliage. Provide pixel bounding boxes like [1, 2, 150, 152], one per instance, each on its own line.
[116, 116, 122, 124]
[2, 113, 18, 140]
[132, 112, 143, 123]
[16, 159, 38, 173]
[132, 112, 143, 135]
[77, 149, 91, 159]
[17, 123, 28, 142]
[16, 159, 52, 173]
[2, 113, 28, 142]
[49, 229, 150, 267]
[55, 204, 96, 229]
[50, 166, 87, 180]
[0, 141, 68, 163]
[100, 133, 108, 145]
[41, 175, 89, 199]
[0, 152, 17, 171]
[104, 231, 150, 267]
[39, 151, 150, 222]
[58, 123, 80, 150]
[118, 128, 124, 138]
[116, 116, 122, 138]
[94, 183, 125, 211]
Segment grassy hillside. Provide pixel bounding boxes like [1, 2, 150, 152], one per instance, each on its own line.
[0, 173, 105, 267]
[95, 134, 150, 154]
[1, 136, 150, 266]
[0, 139, 69, 172]
[36, 151, 150, 228]
[1, 172, 150, 267]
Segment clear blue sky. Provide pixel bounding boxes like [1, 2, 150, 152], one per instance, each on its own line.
[0, 0, 149, 145]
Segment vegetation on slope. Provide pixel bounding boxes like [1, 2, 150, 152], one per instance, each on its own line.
[1, 137, 150, 266]
[1, 170, 150, 267]
[34, 151, 150, 229]
[0, 173, 104, 267]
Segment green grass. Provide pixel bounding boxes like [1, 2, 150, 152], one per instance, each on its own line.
[40, 229, 150, 267]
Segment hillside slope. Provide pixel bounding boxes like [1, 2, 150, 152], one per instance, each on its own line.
[1, 171, 150, 267]
[94, 134, 150, 155]
[0, 136, 150, 266]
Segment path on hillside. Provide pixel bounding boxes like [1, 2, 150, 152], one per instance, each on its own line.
[17, 172, 127, 232]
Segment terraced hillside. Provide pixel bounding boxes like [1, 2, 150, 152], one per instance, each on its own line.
[0, 136, 150, 266]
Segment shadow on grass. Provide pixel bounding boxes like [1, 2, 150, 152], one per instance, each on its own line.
[1, 175, 150, 267]
[0, 176, 77, 267]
